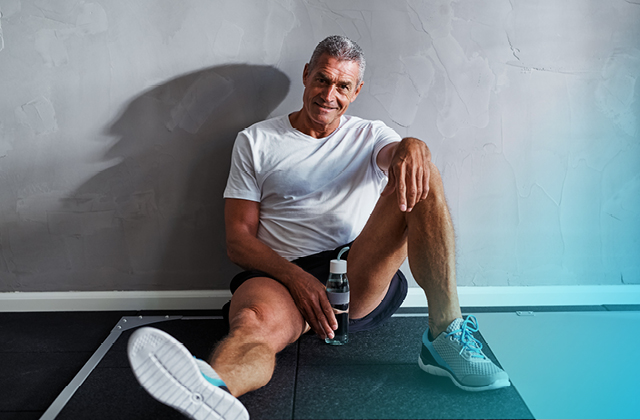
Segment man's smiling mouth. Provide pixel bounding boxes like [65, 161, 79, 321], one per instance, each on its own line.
[315, 102, 336, 111]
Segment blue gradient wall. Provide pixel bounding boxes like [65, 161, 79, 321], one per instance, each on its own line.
[0, 0, 638, 291]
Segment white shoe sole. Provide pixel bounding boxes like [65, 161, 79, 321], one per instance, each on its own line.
[128, 327, 249, 420]
[418, 357, 511, 392]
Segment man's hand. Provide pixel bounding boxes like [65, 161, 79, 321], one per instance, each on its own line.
[284, 271, 338, 340]
[380, 137, 432, 212]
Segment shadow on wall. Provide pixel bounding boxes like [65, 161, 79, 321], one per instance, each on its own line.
[68, 65, 290, 290]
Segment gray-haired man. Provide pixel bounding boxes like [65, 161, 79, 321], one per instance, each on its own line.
[128, 36, 509, 420]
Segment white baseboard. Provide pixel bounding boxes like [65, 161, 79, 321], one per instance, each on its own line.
[403, 285, 640, 308]
[1, 285, 639, 312]
[0, 290, 233, 312]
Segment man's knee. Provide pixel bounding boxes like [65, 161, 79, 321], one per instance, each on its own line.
[230, 303, 275, 335]
[229, 302, 302, 349]
[426, 161, 447, 207]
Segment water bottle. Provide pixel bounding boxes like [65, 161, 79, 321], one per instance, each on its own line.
[325, 247, 349, 345]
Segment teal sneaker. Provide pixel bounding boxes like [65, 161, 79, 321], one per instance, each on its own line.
[128, 327, 249, 420]
[419, 315, 510, 391]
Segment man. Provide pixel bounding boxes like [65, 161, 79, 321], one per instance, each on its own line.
[127, 36, 509, 420]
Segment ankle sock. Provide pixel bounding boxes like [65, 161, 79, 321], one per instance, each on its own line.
[194, 358, 228, 388]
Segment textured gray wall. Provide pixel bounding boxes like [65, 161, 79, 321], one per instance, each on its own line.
[0, 0, 638, 292]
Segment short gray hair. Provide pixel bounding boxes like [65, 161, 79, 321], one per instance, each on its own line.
[308, 35, 366, 83]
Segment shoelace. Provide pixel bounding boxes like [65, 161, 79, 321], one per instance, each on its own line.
[446, 315, 486, 358]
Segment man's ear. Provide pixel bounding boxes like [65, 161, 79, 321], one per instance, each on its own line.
[302, 63, 310, 86]
[350, 81, 364, 103]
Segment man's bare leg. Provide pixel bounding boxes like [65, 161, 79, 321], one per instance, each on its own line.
[348, 161, 461, 337]
[350, 162, 509, 391]
[209, 277, 308, 397]
[405, 162, 461, 335]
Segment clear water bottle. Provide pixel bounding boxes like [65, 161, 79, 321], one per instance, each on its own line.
[325, 247, 349, 345]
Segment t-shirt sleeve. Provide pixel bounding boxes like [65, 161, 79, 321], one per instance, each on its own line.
[223, 132, 261, 202]
[371, 121, 402, 176]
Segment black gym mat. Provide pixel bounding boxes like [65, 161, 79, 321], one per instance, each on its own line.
[37, 314, 533, 419]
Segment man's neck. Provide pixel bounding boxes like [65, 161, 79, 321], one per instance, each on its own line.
[289, 110, 340, 139]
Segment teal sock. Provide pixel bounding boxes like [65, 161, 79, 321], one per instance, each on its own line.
[194, 358, 228, 388]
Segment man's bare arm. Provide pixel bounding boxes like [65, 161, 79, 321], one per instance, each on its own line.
[225, 198, 337, 339]
[225, 198, 299, 278]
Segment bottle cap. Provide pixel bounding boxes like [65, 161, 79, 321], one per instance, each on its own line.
[329, 259, 347, 274]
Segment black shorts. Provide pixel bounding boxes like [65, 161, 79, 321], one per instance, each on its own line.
[224, 243, 408, 333]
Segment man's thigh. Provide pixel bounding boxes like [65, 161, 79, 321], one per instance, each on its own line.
[228, 277, 309, 351]
[348, 192, 409, 318]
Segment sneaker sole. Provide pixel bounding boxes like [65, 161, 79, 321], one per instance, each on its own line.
[128, 327, 249, 420]
[418, 356, 511, 392]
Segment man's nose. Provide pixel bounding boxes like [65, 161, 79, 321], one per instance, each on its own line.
[320, 84, 337, 102]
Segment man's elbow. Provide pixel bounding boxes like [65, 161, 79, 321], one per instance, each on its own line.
[226, 238, 243, 266]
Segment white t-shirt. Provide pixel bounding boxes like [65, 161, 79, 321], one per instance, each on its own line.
[223, 114, 401, 261]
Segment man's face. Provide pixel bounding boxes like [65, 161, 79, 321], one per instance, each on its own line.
[301, 53, 363, 134]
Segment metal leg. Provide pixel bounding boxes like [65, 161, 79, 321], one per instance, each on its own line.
[40, 315, 222, 420]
